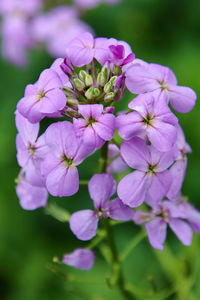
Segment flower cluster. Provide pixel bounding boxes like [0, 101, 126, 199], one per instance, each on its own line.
[15, 32, 200, 270]
[0, 0, 120, 65]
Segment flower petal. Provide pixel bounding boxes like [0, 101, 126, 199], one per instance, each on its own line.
[169, 85, 197, 113]
[145, 218, 167, 250]
[63, 248, 95, 270]
[169, 219, 193, 246]
[107, 198, 133, 221]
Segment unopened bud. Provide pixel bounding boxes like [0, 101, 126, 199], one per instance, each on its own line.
[85, 74, 93, 86]
[102, 62, 110, 78]
[67, 98, 79, 106]
[85, 87, 100, 100]
[79, 70, 87, 82]
[104, 92, 115, 103]
[109, 76, 117, 85]
[104, 82, 112, 93]
[97, 72, 107, 87]
[73, 78, 85, 91]
[113, 64, 121, 75]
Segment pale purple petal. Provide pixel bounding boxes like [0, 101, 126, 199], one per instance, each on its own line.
[16, 179, 48, 210]
[37, 69, 63, 91]
[169, 219, 193, 246]
[93, 113, 115, 141]
[70, 210, 98, 241]
[15, 111, 39, 145]
[145, 218, 167, 250]
[148, 171, 172, 203]
[78, 104, 103, 119]
[116, 111, 143, 140]
[63, 248, 95, 270]
[118, 171, 151, 207]
[46, 164, 79, 197]
[39, 89, 66, 114]
[107, 198, 133, 221]
[167, 159, 187, 200]
[169, 85, 197, 113]
[17, 95, 44, 123]
[120, 137, 150, 171]
[88, 174, 116, 209]
[148, 63, 177, 85]
[16, 134, 29, 167]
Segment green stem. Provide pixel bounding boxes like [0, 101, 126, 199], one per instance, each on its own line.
[79, 180, 89, 185]
[120, 229, 146, 262]
[99, 141, 134, 300]
[45, 203, 70, 222]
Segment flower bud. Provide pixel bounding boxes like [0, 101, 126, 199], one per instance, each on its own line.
[109, 76, 117, 85]
[85, 87, 100, 100]
[60, 58, 74, 76]
[104, 92, 115, 103]
[67, 98, 79, 106]
[104, 82, 112, 93]
[73, 78, 85, 91]
[85, 74, 93, 86]
[79, 70, 87, 82]
[97, 72, 107, 87]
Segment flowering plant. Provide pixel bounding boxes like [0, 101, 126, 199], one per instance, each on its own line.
[15, 32, 200, 298]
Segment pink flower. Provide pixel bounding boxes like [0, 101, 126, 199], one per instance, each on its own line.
[63, 248, 95, 270]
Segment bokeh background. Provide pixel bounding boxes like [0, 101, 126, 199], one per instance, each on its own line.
[1, 0, 200, 299]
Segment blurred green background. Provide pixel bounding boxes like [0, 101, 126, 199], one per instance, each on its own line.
[1, 0, 200, 299]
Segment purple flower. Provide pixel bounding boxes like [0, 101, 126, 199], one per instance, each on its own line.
[133, 200, 193, 250]
[167, 125, 192, 200]
[117, 137, 176, 207]
[73, 104, 115, 150]
[16, 173, 48, 210]
[17, 69, 66, 123]
[70, 174, 133, 240]
[107, 143, 128, 174]
[116, 92, 178, 152]
[66, 32, 110, 67]
[109, 44, 135, 68]
[41, 121, 92, 197]
[125, 61, 197, 113]
[62, 248, 95, 270]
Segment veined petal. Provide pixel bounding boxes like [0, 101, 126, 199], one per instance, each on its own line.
[169, 219, 193, 246]
[107, 198, 133, 221]
[70, 210, 98, 241]
[145, 218, 167, 250]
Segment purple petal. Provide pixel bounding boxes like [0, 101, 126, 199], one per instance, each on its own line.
[82, 126, 104, 149]
[37, 69, 63, 91]
[17, 95, 44, 123]
[169, 219, 193, 246]
[16, 134, 29, 167]
[107, 156, 128, 174]
[148, 63, 177, 85]
[93, 113, 115, 141]
[70, 210, 98, 241]
[120, 137, 150, 171]
[78, 104, 103, 120]
[88, 174, 116, 209]
[150, 146, 177, 172]
[147, 120, 177, 152]
[15, 111, 39, 145]
[107, 198, 133, 221]
[167, 159, 187, 200]
[145, 218, 167, 250]
[116, 111, 143, 140]
[148, 171, 172, 203]
[117, 171, 151, 207]
[46, 164, 79, 197]
[16, 179, 48, 210]
[39, 89, 66, 114]
[125, 64, 160, 94]
[63, 248, 95, 270]
[169, 85, 197, 113]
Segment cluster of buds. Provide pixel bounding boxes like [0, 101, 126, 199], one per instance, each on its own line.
[15, 32, 200, 271]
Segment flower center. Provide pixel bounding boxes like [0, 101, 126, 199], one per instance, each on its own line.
[38, 90, 46, 100]
[147, 164, 156, 173]
[29, 144, 36, 156]
[62, 155, 74, 167]
[143, 114, 154, 126]
[158, 80, 169, 91]
[86, 117, 96, 127]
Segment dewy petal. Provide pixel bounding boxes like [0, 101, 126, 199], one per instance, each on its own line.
[125, 64, 160, 94]
[148, 170, 172, 203]
[16, 180, 48, 211]
[46, 164, 79, 197]
[167, 159, 187, 200]
[108, 198, 133, 221]
[93, 113, 115, 141]
[117, 171, 151, 208]
[169, 85, 197, 113]
[63, 248, 95, 270]
[147, 120, 177, 152]
[169, 219, 193, 246]
[145, 218, 167, 250]
[116, 111, 143, 140]
[88, 174, 116, 209]
[120, 137, 150, 171]
[70, 210, 98, 241]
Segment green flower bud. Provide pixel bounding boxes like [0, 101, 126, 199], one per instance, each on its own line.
[109, 76, 117, 85]
[73, 78, 85, 91]
[85, 87, 100, 100]
[79, 70, 87, 82]
[97, 72, 107, 87]
[67, 98, 79, 105]
[104, 82, 112, 93]
[104, 92, 115, 103]
[85, 74, 93, 86]
[113, 64, 121, 75]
